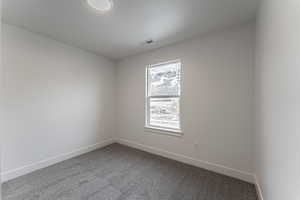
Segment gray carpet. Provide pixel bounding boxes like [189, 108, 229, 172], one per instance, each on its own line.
[2, 144, 258, 200]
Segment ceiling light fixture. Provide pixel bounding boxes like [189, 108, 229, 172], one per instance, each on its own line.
[86, 0, 113, 12]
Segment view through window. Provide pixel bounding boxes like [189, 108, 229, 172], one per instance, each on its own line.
[146, 60, 181, 132]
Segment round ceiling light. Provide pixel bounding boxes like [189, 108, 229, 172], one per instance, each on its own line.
[86, 0, 113, 12]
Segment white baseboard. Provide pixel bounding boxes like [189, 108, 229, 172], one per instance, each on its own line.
[254, 175, 264, 200]
[1, 138, 116, 183]
[117, 138, 255, 183]
[1, 138, 258, 188]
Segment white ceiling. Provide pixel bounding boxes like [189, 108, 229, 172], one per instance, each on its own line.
[3, 0, 259, 60]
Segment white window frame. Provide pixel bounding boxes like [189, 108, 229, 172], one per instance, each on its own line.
[145, 59, 182, 135]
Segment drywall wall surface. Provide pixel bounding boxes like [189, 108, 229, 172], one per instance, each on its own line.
[255, 0, 300, 199]
[1, 0, 2, 194]
[116, 23, 255, 180]
[1, 24, 116, 181]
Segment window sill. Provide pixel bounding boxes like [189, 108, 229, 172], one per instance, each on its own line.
[144, 126, 183, 137]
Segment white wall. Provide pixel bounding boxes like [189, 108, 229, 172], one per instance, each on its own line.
[1, 0, 3, 195]
[1, 24, 116, 182]
[255, 0, 300, 199]
[116, 23, 255, 182]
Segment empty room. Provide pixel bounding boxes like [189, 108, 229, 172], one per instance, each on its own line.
[0, 0, 299, 200]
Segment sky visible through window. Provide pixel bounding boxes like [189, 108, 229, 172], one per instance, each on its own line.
[147, 62, 181, 130]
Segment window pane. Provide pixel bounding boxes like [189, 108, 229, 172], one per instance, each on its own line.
[148, 62, 180, 96]
[149, 97, 180, 129]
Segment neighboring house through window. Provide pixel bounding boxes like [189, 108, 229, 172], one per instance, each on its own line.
[145, 60, 182, 134]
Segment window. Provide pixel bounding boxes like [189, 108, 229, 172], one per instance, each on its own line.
[145, 60, 181, 134]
